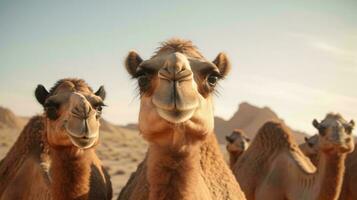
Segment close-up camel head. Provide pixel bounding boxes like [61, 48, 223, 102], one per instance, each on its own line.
[312, 113, 355, 154]
[226, 129, 250, 154]
[35, 78, 106, 149]
[125, 39, 231, 146]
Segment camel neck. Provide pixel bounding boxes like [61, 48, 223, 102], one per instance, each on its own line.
[315, 152, 346, 200]
[147, 144, 202, 200]
[228, 151, 241, 169]
[50, 147, 93, 200]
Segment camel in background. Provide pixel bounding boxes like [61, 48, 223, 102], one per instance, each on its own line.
[0, 78, 112, 200]
[302, 126, 356, 200]
[225, 129, 250, 169]
[118, 38, 246, 200]
[233, 113, 354, 200]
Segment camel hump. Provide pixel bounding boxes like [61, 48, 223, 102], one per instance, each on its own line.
[288, 147, 317, 174]
[254, 121, 316, 174]
[253, 120, 296, 151]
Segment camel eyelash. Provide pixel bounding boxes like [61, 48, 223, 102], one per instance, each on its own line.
[134, 68, 156, 78]
[44, 100, 60, 108]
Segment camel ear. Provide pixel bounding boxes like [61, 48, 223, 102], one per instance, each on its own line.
[226, 136, 233, 143]
[350, 120, 355, 128]
[125, 51, 143, 77]
[345, 120, 355, 133]
[95, 86, 106, 100]
[213, 52, 231, 78]
[312, 119, 320, 129]
[35, 84, 49, 106]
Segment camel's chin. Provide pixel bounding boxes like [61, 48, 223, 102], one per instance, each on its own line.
[68, 135, 97, 149]
[156, 108, 195, 124]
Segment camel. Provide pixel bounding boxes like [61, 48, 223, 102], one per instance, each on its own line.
[233, 113, 355, 200]
[225, 129, 250, 169]
[0, 78, 112, 200]
[299, 134, 320, 164]
[118, 38, 246, 200]
[302, 133, 357, 200]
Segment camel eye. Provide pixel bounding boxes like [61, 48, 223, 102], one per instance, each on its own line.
[95, 107, 102, 119]
[307, 142, 314, 148]
[345, 125, 353, 134]
[93, 102, 105, 118]
[207, 75, 219, 87]
[138, 75, 150, 89]
[318, 127, 326, 136]
[44, 101, 60, 120]
[95, 105, 103, 112]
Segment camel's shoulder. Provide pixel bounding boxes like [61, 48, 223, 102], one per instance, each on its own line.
[88, 164, 113, 200]
[0, 156, 50, 200]
[117, 158, 149, 200]
[285, 147, 316, 174]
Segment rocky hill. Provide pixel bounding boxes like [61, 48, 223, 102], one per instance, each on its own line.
[214, 102, 307, 144]
[0, 106, 27, 129]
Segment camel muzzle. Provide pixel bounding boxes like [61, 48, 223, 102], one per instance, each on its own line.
[64, 115, 99, 149]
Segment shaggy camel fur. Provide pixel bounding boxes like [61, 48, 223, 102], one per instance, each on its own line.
[302, 134, 357, 200]
[118, 38, 246, 200]
[0, 79, 112, 200]
[233, 114, 355, 200]
[225, 129, 250, 169]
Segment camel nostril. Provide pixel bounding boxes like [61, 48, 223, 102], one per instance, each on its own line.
[345, 138, 351, 143]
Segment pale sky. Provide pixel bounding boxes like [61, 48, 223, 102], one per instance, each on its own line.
[0, 0, 356, 134]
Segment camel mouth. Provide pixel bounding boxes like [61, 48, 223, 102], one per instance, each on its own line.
[338, 145, 353, 153]
[156, 107, 196, 124]
[67, 135, 97, 149]
[64, 125, 98, 149]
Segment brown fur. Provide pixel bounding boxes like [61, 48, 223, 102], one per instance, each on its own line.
[153, 38, 204, 59]
[119, 38, 245, 200]
[318, 154, 346, 200]
[233, 121, 301, 199]
[234, 121, 352, 200]
[226, 129, 250, 169]
[339, 147, 357, 200]
[118, 134, 245, 200]
[0, 116, 50, 199]
[48, 78, 94, 95]
[0, 79, 112, 200]
[50, 148, 92, 200]
[301, 136, 357, 200]
[147, 144, 202, 200]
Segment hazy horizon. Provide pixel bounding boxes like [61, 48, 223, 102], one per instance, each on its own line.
[0, 0, 356, 134]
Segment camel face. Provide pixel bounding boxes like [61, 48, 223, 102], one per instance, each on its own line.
[35, 79, 106, 149]
[313, 113, 355, 154]
[226, 130, 250, 154]
[125, 39, 230, 145]
[301, 134, 320, 157]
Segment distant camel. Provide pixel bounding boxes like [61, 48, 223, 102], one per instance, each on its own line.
[302, 125, 356, 200]
[225, 129, 250, 169]
[299, 134, 320, 164]
[233, 114, 354, 200]
[0, 78, 112, 200]
[118, 38, 246, 200]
